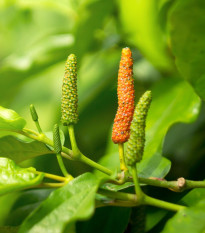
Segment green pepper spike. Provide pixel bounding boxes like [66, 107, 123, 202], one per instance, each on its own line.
[61, 54, 78, 126]
[126, 91, 152, 166]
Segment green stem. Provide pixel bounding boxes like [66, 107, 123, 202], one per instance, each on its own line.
[98, 189, 137, 202]
[37, 182, 65, 188]
[80, 154, 113, 176]
[33, 170, 67, 182]
[56, 153, 73, 178]
[118, 143, 128, 172]
[68, 124, 79, 156]
[35, 121, 42, 134]
[137, 177, 205, 192]
[132, 165, 144, 201]
[144, 195, 185, 212]
[19, 129, 113, 176]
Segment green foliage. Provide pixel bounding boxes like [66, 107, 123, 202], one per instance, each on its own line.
[0, 158, 44, 196]
[0, 0, 205, 232]
[96, 78, 200, 180]
[19, 173, 99, 233]
[169, 0, 205, 100]
[0, 106, 26, 131]
[162, 200, 205, 232]
[0, 136, 53, 163]
[119, 0, 173, 71]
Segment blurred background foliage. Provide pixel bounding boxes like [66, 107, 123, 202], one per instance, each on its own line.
[1, 0, 205, 232]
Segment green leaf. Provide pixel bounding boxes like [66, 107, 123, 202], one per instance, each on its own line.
[119, 0, 173, 71]
[0, 106, 26, 131]
[139, 78, 200, 177]
[161, 200, 205, 232]
[0, 158, 44, 196]
[19, 173, 99, 233]
[6, 189, 52, 226]
[0, 136, 53, 163]
[97, 78, 201, 180]
[168, 0, 205, 100]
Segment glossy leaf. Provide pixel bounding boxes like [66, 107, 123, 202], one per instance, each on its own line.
[97, 78, 201, 180]
[169, 0, 205, 100]
[138, 78, 200, 178]
[119, 0, 173, 71]
[6, 189, 52, 226]
[19, 173, 99, 233]
[161, 200, 205, 232]
[0, 106, 26, 131]
[0, 136, 53, 163]
[0, 158, 44, 196]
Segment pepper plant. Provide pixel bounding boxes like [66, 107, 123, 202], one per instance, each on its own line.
[0, 45, 205, 233]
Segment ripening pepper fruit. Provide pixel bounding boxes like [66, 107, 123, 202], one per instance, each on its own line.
[125, 91, 152, 166]
[112, 47, 135, 144]
[61, 54, 78, 125]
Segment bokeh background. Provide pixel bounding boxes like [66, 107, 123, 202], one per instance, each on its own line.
[1, 0, 205, 232]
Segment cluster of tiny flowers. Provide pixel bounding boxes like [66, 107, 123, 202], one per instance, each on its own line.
[126, 91, 152, 166]
[112, 48, 135, 144]
[61, 54, 78, 125]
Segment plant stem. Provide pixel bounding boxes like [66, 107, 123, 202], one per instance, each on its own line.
[138, 177, 205, 192]
[37, 183, 65, 188]
[68, 124, 79, 156]
[35, 121, 43, 134]
[32, 170, 67, 182]
[144, 195, 185, 212]
[118, 143, 128, 172]
[132, 165, 144, 201]
[56, 153, 73, 179]
[98, 188, 186, 212]
[98, 188, 137, 202]
[80, 154, 113, 176]
[19, 129, 113, 176]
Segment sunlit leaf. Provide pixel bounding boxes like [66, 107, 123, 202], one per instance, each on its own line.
[19, 173, 99, 233]
[169, 0, 205, 99]
[0, 158, 44, 196]
[119, 0, 173, 71]
[0, 106, 26, 131]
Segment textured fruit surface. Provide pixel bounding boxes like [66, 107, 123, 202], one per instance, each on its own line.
[53, 124, 62, 154]
[61, 54, 78, 125]
[112, 47, 135, 144]
[126, 91, 152, 166]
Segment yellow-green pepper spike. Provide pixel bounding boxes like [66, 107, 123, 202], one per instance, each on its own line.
[126, 91, 152, 166]
[61, 54, 78, 125]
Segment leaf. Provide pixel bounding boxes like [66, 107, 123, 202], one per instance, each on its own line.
[96, 78, 201, 180]
[139, 78, 200, 178]
[0, 136, 53, 163]
[19, 173, 99, 233]
[119, 0, 173, 71]
[0, 106, 26, 131]
[168, 0, 205, 100]
[6, 189, 52, 226]
[0, 158, 44, 196]
[77, 206, 131, 233]
[74, 0, 114, 59]
[161, 200, 205, 232]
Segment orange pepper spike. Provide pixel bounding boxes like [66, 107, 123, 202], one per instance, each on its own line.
[112, 47, 135, 144]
